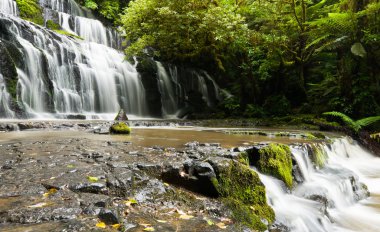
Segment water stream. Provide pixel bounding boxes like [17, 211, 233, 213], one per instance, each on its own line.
[259, 138, 380, 232]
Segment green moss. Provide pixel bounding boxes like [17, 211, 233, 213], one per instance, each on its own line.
[53, 30, 83, 40]
[110, 122, 131, 134]
[213, 161, 274, 231]
[310, 144, 327, 168]
[258, 144, 293, 188]
[6, 78, 18, 101]
[305, 133, 318, 140]
[46, 20, 61, 30]
[15, 0, 44, 25]
[237, 152, 249, 166]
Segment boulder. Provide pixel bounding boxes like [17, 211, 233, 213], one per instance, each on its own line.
[114, 109, 128, 121]
[109, 122, 131, 135]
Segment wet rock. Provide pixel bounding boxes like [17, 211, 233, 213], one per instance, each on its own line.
[70, 183, 108, 195]
[114, 109, 128, 121]
[110, 122, 131, 135]
[98, 209, 119, 225]
[191, 161, 216, 179]
[66, 114, 86, 120]
[162, 160, 218, 197]
[137, 163, 162, 176]
[93, 127, 110, 134]
[269, 222, 291, 232]
[135, 179, 166, 202]
[185, 141, 199, 149]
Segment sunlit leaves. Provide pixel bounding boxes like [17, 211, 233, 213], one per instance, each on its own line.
[95, 221, 106, 228]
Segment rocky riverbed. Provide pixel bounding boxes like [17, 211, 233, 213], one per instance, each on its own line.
[0, 121, 356, 232]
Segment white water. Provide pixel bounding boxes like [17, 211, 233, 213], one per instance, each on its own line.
[0, 12, 147, 118]
[0, 0, 220, 119]
[259, 138, 380, 232]
[156, 62, 221, 118]
[0, 0, 17, 16]
[44, 0, 121, 48]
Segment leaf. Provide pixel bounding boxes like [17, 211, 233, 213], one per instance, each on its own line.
[42, 189, 57, 198]
[87, 176, 99, 182]
[216, 222, 227, 229]
[112, 224, 121, 229]
[206, 219, 214, 226]
[124, 198, 138, 206]
[96, 221, 106, 229]
[163, 183, 169, 187]
[143, 227, 155, 231]
[179, 214, 194, 220]
[351, 42, 366, 57]
[156, 220, 167, 223]
[67, 164, 75, 168]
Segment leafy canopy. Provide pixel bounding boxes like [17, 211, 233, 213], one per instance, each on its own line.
[120, 0, 250, 69]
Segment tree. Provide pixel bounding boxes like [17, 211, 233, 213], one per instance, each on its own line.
[120, 0, 250, 70]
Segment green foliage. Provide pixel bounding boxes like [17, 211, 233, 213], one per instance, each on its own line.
[213, 161, 274, 231]
[53, 30, 83, 40]
[120, 0, 250, 68]
[323, 111, 380, 133]
[46, 20, 61, 30]
[263, 95, 291, 116]
[15, 0, 44, 25]
[84, 0, 98, 10]
[258, 144, 293, 188]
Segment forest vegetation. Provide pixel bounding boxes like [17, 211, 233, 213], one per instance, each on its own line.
[21, 0, 380, 121]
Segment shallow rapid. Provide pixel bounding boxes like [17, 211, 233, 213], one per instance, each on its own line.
[259, 138, 380, 232]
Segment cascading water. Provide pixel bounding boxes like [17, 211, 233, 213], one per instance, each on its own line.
[0, 0, 221, 119]
[0, 0, 148, 119]
[42, 0, 122, 49]
[0, 0, 18, 16]
[156, 62, 221, 118]
[259, 138, 380, 232]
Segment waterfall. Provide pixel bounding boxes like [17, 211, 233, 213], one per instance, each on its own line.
[0, 0, 221, 119]
[156, 62, 221, 118]
[0, 10, 147, 119]
[0, 73, 15, 118]
[156, 62, 179, 116]
[42, 0, 121, 49]
[259, 138, 380, 232]
[0, 0, 18, 16]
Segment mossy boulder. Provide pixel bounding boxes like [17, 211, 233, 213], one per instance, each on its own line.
[212, 161, 274, 231]
[254, 144, 293, 188]
[15, 0, 44, 25]
[109, 122, 131, 134]
[308, 144, 327, 168]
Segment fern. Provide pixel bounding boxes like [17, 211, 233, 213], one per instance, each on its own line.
[323, 111, 360, 132]
[323, 111, 380, 133]
[356, 116, 380, 127]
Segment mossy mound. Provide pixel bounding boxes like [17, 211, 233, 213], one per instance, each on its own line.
[15, 0, 44, 25]
[257, 144, 293, 188]
[212, 161, 274, 231]
[109, 122, 131, 134]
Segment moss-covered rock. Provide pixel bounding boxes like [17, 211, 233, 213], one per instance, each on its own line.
[46, 20, 61, 30]
[15, 0, 44, 25]
[309, 144, 327, 168]
[109, 122, 131, 134]
[257, 144, 293, 188]
[212, 161, 274, 231]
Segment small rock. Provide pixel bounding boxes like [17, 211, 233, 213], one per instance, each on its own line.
[98, 209, 119, 225]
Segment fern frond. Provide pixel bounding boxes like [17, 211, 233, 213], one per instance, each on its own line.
[356, 116, 380, 127]
[323, 111, 360, 132]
